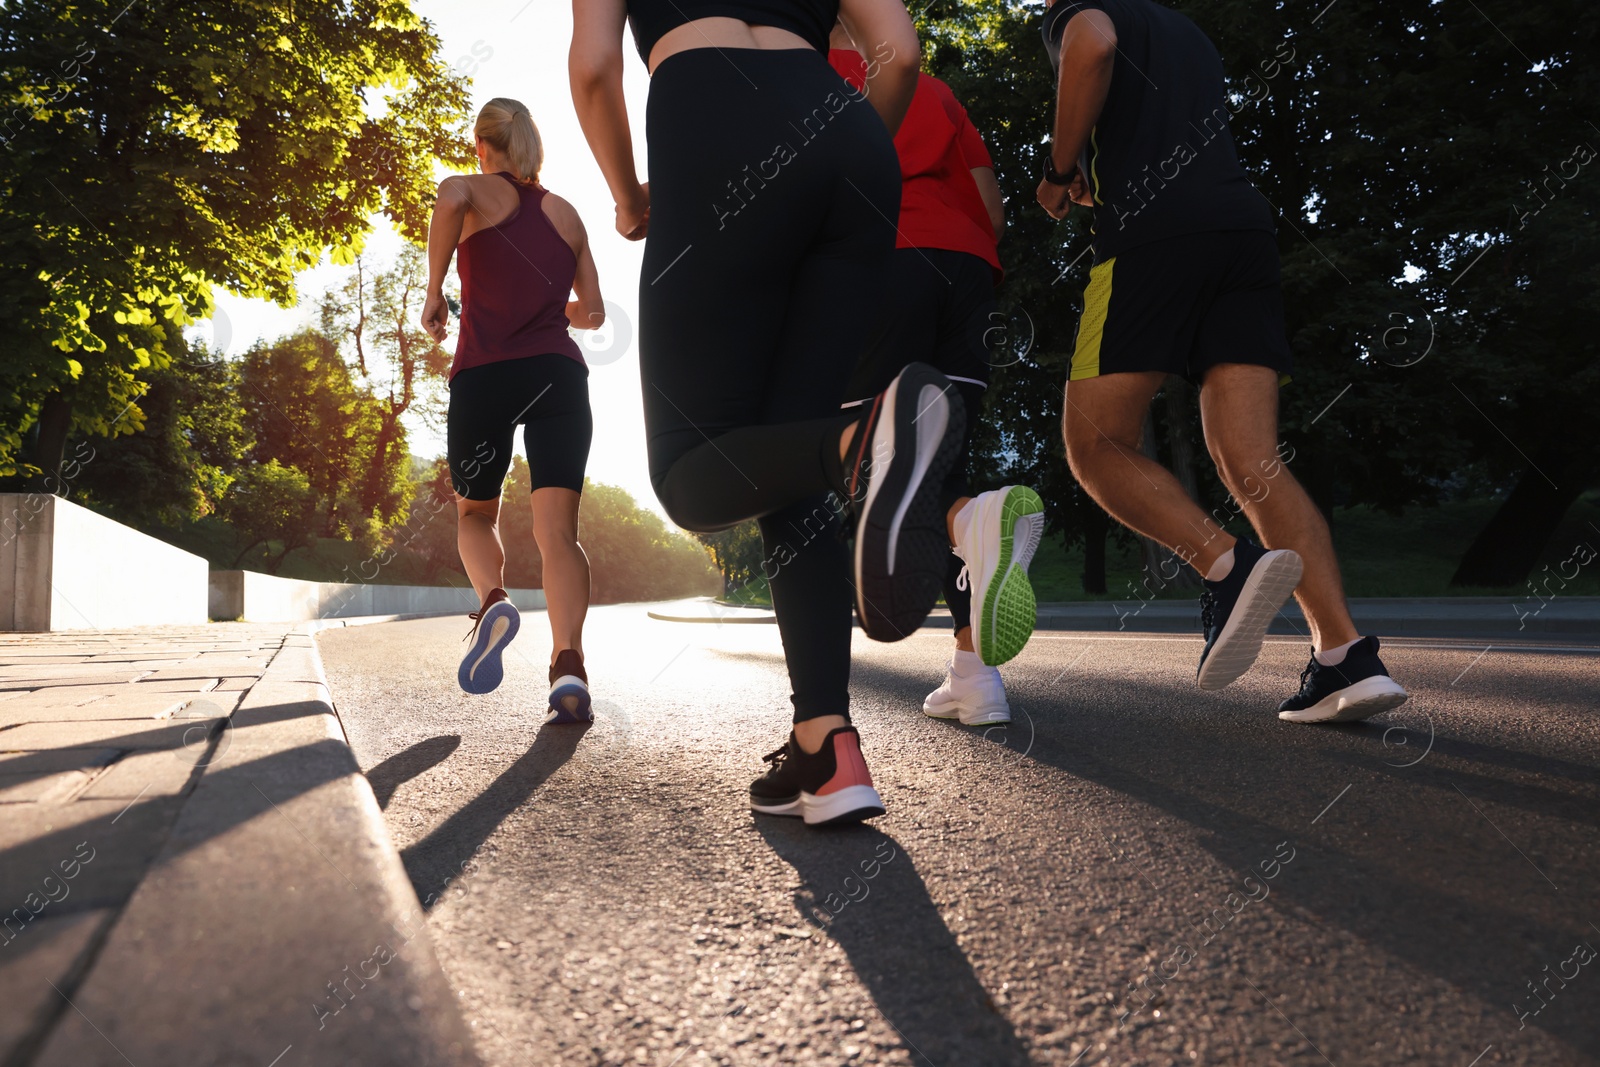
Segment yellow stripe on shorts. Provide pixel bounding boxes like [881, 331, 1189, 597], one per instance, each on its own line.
[1070, 257, 1115, 380]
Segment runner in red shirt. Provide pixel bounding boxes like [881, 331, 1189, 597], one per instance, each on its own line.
[830, 31, 1044, 726]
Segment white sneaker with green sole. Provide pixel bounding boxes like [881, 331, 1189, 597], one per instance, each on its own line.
[953, 486, 1045, 666]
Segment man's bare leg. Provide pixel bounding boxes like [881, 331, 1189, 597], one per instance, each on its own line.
[1062, 371, 1237, 576]
[1197, 364, 1358, 653]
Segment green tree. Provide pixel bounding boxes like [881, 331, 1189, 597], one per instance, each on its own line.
[484, 460, 719, 602]
[72, 338, 252, 528]
[222, 459, 317, 573]
[920, 0, 1599, 589]
[692, 521, 768, 596]
[579, 481, 720, 602]
[237, 330, 401, 550]
[0, 0, 472, 485]
[319, 245, 451, 523]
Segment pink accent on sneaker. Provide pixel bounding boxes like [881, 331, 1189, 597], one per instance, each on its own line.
[817, 730, 874, 795]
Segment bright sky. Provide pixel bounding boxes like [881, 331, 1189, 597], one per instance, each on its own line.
[201, 1, 661, 512]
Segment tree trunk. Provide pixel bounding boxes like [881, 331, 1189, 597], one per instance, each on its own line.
[364, 414, 399, 516]
[1081, 496, 1108, 595]
[232, 540, 263, 568]
[1450, 451, 1592, 587]
[26, 392, 73, 491]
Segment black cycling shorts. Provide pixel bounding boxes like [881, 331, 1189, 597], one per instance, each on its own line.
[447, 353, 592, 500]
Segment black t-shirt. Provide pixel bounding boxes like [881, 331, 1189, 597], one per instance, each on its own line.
[1042, 0, 1274, 260]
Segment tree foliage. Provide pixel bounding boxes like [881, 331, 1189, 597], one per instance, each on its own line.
[918, 0, 1599, 586]
[237, 328, 409, 551]
[0, 0, 473, 480]
[71, 337, 251, 528]
[221, 458, 317, 573]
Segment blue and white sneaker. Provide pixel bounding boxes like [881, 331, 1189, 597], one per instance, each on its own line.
[1196, 540, 1303, 691]
[458, 588, 519, 695]
[546, 649, 592, 724]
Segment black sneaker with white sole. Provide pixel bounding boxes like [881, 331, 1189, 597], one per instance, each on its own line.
[1278, 636, 1409, 723]
[847, 362, 966, 642]
[749, 727, 885, 827]
[1196, 539, 1303, 691]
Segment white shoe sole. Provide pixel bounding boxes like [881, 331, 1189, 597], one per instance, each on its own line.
[1196, 550, 1303, 691]
[854, 365, 963, 641]
[922, 699, 1011, 726]
[1279, 675, 1410, 723]
[751, 784, 886, 826]
[545, 674, 592, 724]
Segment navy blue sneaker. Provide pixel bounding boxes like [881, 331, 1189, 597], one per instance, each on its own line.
[1196, 540, 1303, 691]
[458, 588, 519, 695]
[545, 649, 592, 724]
[1278, 636, 1409, 723]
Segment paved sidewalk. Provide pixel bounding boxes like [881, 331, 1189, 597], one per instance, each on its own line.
[0, 625, 475, 1067]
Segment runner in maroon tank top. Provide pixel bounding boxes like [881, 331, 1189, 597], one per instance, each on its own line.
[422, 97, 606, 723]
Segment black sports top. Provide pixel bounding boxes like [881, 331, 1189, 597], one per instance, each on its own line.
[627, 0, 838, 63]
[1042, 0, 1274, 260]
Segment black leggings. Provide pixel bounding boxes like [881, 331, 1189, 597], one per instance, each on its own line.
[843, 248, 998, 633]
[640, 48, 900, 723]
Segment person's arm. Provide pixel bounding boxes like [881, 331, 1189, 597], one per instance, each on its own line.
[422, 176, 471, 342]
[1037, 7, 1116, 220]
[837, 0, 921, 135]
[971, 167, 1005, 241]
[547, 195, 606, 329]
[569, 0, 649, 240]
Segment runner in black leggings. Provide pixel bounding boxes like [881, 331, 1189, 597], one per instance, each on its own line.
[572, 0, 965, 826]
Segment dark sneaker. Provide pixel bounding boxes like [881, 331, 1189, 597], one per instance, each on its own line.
[1278, 636, 1409, 723]
[1196, 540, 1303, 691]
[458, 588, 519, 695]
[749, 727, 886, 826]
[847, 362, 966, 642]
[546, 649, 592, 724]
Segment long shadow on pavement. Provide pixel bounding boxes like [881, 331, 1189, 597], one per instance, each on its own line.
[844, 652, 1600, 1060]
[367, 734, 462, 810]
[757, 820, 1033, 1067]
[400, 724, 585, 909]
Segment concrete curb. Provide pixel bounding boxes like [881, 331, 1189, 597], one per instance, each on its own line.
[31, 626, 478, 1066]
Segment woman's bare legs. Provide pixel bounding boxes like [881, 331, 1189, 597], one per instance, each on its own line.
[531, 486, 589, 664]
[456, 495, 506, 601]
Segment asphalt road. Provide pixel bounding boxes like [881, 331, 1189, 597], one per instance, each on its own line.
[316, 606, 1600, 1067]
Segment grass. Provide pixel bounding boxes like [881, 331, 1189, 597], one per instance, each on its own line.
[1028, 494, 1600, 602]
[717, 493, 1600, 607]
[149, 494, 1600, 607]
[157, 516, 454, 587]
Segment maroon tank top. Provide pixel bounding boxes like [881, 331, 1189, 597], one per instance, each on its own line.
[450, 174, 583, 379]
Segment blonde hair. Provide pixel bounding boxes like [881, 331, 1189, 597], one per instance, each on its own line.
[474, 98, 543, 183]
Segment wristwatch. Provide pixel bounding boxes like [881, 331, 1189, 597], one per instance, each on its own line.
[1042, 154, 1075, 186]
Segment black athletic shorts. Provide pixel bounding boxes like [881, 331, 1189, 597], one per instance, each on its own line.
[1070, 229, 1292, 385]
[843, 247, 997, 403]
[447, 353, 592, 500]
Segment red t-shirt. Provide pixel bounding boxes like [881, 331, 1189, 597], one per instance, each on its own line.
[829, 51, 1001, 280]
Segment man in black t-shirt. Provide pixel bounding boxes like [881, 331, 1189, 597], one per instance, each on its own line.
[1035, 0, 1408, 724]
